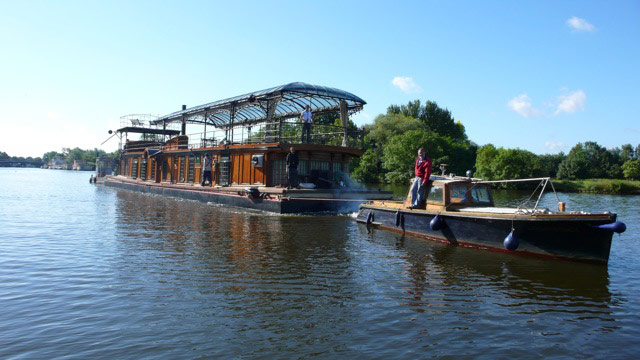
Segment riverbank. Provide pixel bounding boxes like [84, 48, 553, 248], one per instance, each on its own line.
[553, 179, 640, 195]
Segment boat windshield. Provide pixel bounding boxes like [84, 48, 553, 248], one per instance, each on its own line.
[470, 186, 491, 203]
[449, 184, 468, 203]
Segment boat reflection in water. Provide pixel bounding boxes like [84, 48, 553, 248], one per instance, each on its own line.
[358, 224, 617, 324]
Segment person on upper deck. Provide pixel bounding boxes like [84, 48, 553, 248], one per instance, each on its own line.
[286, 147, 299, 189]
[409, 147, 432, 209]
[300, 105, 313, 143]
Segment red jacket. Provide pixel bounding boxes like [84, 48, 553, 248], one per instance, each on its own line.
[415, 157, 432, 183]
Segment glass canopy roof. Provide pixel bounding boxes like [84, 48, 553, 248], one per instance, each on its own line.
[153, 82, 366, 128]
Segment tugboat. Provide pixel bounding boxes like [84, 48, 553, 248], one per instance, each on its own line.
[102, 82, 392, 213]
[357, 166, 626, 264]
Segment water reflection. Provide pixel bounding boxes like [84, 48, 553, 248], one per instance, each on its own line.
[360, 224, 616, 319]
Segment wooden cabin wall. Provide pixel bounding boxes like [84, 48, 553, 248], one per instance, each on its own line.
[230, 151, 266, 185]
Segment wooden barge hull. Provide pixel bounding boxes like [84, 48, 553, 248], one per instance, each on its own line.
[356, 204, 618, 264]
[104, 176, 386, 214]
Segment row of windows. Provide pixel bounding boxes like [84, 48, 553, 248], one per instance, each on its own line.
[271, 160, 348, 186]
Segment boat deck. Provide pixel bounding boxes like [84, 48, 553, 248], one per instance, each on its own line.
[105, 175, 392, 200]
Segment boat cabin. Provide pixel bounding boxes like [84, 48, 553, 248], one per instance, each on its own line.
[401, 176, 495, 211]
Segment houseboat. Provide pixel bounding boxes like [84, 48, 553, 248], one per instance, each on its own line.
[357, 174, 626, 264]
[103, 82, 392, 213]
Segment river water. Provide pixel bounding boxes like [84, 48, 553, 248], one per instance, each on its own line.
[1, 168, 639, 358]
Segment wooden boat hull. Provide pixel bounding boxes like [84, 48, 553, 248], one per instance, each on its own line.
[104, 176, 387, 214]
[357, 204, 618, 264]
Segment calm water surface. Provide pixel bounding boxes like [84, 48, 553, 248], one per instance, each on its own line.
[1, 168, 639, 358]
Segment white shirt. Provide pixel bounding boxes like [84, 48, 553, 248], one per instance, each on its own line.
[301, 110, 313, 123]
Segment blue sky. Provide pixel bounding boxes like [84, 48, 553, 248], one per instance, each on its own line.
[1, 0, 638, 157]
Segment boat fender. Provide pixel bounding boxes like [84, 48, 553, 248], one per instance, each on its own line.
[503, 230, 519, 251]
[395, 211, 403, 227]
[429, 215, 444, 231]
[366, 211, 374, 225]
[594, 221, 626, 234]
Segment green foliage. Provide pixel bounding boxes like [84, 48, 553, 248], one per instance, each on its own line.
[474, 145, 542, 187]
[352, 99, 475, 184]
[381, 130, 475, 184]
[538, 153, 566, 178]
[351, 149, 384, 183]
[387, 99, 467, 141]
[622, 160, 640, 180]
[554, 179, 640, 194]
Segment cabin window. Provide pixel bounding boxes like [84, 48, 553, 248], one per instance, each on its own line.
[271, 159, 287, 186]
[196, 155, 201, 165]
[150, 158, 156, 180]
[428, 185, 444, 203]
[188, 155, 195, 183]
[471, 186, 491, 203]
[162, 158, 169, 180]
[140, 159, 147, 180]
[179, 156, 186, 182]
[310, 160, 330, 171]
[298, 160, 308, 177]
[449, 184, 468, 203]
[132, 158, 139, 178]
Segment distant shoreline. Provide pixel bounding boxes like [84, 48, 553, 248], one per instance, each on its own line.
[552, 179, 640, 195]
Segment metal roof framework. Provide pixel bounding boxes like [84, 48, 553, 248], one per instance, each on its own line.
[152, 82, 366, 128]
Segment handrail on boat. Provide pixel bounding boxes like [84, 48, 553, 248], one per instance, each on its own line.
[472, 177, 561, 211]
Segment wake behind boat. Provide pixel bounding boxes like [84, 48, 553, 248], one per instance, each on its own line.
[357, 173, 626, 264]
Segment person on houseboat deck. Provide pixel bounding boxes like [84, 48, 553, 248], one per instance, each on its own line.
[201, 154, 213, 187]
[408, 147, 432, 209]
[286, 147, 299, 189]
[300, 105, 313, 143]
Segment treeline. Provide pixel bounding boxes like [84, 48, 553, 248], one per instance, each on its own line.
[350, 100, 640, 185]
[0, 151, 43, 165]
[42, 148, 120, 166]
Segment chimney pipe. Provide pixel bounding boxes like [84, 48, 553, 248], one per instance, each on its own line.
[181, 105, 187, 135]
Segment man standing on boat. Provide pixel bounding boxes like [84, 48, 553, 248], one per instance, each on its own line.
[409, 147, 432, 209]
[300, 105, 313, 143]
[201, 153, 213, 187]
[286, 147, 299, 189]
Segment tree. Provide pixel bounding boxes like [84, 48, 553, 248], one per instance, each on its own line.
[475, 144, 499, 180]
[620, 144, 634, 161]
[557, 144, 589, 179]
[381, 130, 475, 184]
[474, 145, 542, 182]
[387, 99, 467, 141]
[538, 153, 565, 178]
[622, 160, 640, 180]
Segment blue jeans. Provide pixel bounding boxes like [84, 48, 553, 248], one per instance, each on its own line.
[410, 177, 426, 207]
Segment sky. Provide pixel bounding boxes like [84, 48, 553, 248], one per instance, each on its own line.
[1, 0, 638, 158]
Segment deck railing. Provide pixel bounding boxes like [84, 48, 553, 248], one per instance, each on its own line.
[186, 121, 363, 149]
[120, 119, 363, 153]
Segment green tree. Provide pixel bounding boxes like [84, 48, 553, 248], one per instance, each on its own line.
[622, 160, 640, 180]
[474, 144, 499, 179]
[387, 100, 467, 141]
[381, 130, 475, 184]
[620, 144, 635, 161]
[557, 144, 589, 179]
[538, 153, 565, 178]
[474, 145, 542, 182]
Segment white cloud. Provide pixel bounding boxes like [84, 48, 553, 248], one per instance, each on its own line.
[391, 76, 422, 94]
[507, 94, 541, 117]
[555, 90, 586, 114]
[567, 16, 595, 32]
[545, 141, 565, 151]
